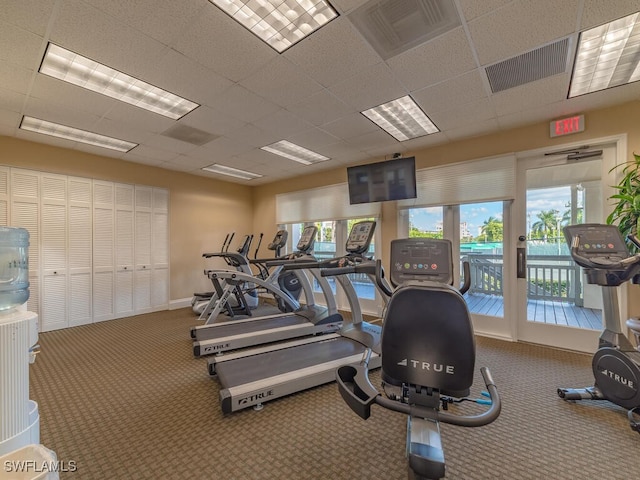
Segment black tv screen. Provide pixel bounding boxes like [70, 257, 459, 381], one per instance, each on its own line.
[347, 156, 417, 204]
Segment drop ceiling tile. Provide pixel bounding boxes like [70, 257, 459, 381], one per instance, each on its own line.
[580, 0, 640, 30]
[252, 109, 314, 138]
[190, 136, 255, 160]
[224, 123, 280, 149]
[30, 75, 116, 117]
[320, 113, 380, 140]
[122, 144, 178, 163]
[93, 117, 154, 145]
[163, 154, 213, 170]
[444, 118, 501, 141]
[330, 0, 369, 15]
[102, 102, 175, 135]
[467, 0, 580, 66]
[491, 74, 570, 117]
[287, 89, 355, 126]
[240, 57, 324, 108]
[328, 62, 408, 111]
[457, 0, 512, 22]
[23, 96, 103, 132]
[0, 88, 26, 113]
[73, 142, 126, 158]
[284, 17, 381, 88]
[172, 5, 277, 83]
[286, 127, 341, 150]
[319, 142, 369, 163]
[0, 109, 21, 129]
[428, 98, 495, 130]
[411, 70, 488, 113]
[50, 0, 168, 78]
[0, 62, 33, 95]
[83, 0, 209, 46]
[0, 21, 45, 70]
[386, 27, 476, 91]
[140, 50, 233, 107]
[346, 129, 399, 152]
[0, 0, 57, 36]
[140, 133, 200, 155]
[208, 85, 280, 124]
[121, 152, 167, 168]
[180, 106, 244, 137]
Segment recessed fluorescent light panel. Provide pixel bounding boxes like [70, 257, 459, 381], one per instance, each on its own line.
[202, 163, 263, 180]
[261, 140, 329, 165]
[362, 95, 439, 141]
[569, 12, 640, 98]
[209, 0, 338, 53]
[39, 43, 199, 119]
[20, 116, 137, 152]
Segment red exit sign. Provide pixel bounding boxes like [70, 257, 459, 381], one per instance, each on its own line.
[550, 114, 585, 137]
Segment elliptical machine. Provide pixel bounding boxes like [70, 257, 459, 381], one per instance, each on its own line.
[557, 223, 640, 433]
[336, 238, 501, 479]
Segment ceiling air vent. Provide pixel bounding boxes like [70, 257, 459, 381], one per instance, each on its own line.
[485, 37, 571, 93]
[161, 123, 218, 146]
[348, 0, 461, 60]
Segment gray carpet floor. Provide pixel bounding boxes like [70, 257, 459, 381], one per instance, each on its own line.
[29, 308, 639, 479]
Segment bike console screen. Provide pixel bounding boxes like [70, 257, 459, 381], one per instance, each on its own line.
[390, 238, 453, 287]
[564, 224, 628, 260]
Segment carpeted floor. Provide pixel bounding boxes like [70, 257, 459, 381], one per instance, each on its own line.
[28, 308, 639, 479]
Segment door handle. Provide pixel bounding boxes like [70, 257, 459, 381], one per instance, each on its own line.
[517, 248, 526, 279]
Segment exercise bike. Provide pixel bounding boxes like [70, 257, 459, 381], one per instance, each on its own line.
[336, 238, 501, 479]
[557, 223, 640, 433]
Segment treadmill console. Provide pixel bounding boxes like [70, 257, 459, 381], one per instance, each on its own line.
[346, 221, 376, 255]
[390, 238, 453, 287]
[268, 230, 288, 250]
[564, 224, 629, 262]
[296, 225, 318, 253]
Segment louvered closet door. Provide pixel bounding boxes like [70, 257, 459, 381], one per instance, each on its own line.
[41, 173, 68, 331]
[0, 167, 8, 225]
[151, 188, 169, 309]
[68, 177, 92, 327]
[115, 183, 134, 317]
[134, 185, 152, 313]
[10, 169, 40, 318]
[93, 180, 115, 322]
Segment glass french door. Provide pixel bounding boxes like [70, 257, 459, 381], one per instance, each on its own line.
[515, 145, 617, 353]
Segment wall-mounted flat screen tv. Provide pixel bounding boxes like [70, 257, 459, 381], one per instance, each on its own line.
[347, 156, 417, 205]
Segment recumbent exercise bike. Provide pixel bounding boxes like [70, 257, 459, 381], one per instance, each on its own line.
[336, 238, 501, 479]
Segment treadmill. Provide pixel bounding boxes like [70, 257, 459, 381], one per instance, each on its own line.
[191, 225, 343, 357]
[210, 220, 387, 413]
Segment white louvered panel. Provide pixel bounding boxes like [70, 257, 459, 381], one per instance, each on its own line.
[0, 167, 8, 224]
[135, 185, 152, 210]
[41, 273, 67, 331]
[115, 270, 134, 316]
[69, 205, 92, 270]
[152, 187, 169, 212]
[152, 212, 168, 267]
[134, 267, 152, 313]
[93, 181, 114, 207]
[68, 176, 92, 204]
[93, 271, 114, 321]
[69, 272, 92, 327]
[115, 183, 134, 209]
[135, 210, 151, 266]
[93, 207, 114, 269]
[41, 174, 67, 202]
[11, 202, 39, 273]
[151, 267, 169, 309]
[0, 200, 7, 225]
[26, 273, 40, 318]
[10, 169, 39, 199]
[41, 203, 67, 272]
[0, 314, 30, 441]
[116, 209, 134, 267]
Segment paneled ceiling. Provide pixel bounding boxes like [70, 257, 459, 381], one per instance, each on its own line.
[1, 0, 639, 185]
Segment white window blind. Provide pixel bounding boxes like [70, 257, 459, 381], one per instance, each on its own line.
[398, 155, 516, 208]
[276, 183, 381, 223]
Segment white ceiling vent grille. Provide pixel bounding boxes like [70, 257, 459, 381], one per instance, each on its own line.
[348, 0, 461, 60]
[161, 123, 218, 146]
[486, 37, 571, 93]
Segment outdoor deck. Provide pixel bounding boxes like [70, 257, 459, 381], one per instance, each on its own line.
[464, 292, 603, 330]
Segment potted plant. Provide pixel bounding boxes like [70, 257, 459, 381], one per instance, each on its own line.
[607, 152, 640, 252]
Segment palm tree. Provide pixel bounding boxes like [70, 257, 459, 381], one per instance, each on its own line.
[480, 216, 503, 242]
[531, 209, 560, 240]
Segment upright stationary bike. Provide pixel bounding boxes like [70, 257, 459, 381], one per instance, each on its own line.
[558, 223, 640, 433]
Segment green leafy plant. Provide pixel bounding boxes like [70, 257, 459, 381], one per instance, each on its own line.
[607, 152, 640, 252]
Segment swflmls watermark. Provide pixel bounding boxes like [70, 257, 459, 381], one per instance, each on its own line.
[4, 459, 78, 474]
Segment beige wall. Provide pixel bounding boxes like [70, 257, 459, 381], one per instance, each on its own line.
[0, 135, 254, 300]
[253, 100, 640, 316]
[3, 99, 640, 314]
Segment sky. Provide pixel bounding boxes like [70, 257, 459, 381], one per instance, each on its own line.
[409, 186, 574, 237]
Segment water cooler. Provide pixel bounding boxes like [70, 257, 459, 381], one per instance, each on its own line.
[0, 227, 58, 478]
